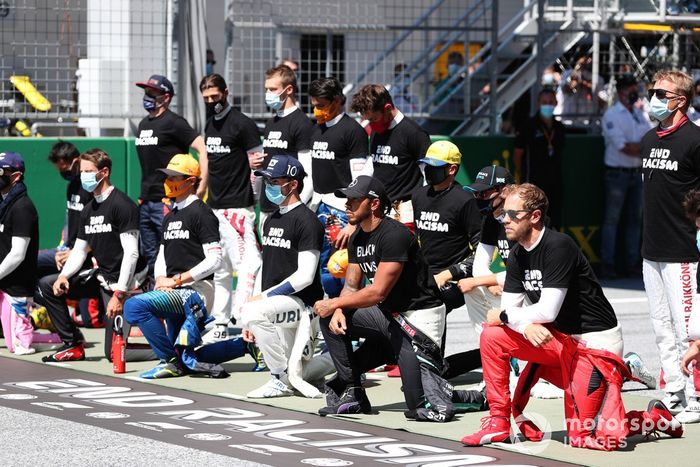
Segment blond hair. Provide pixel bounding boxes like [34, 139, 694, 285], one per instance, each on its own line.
[510, 183, 549, 219]
[653, 69, 693, 110]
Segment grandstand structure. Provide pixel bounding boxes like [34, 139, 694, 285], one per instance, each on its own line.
[1, 0, 700, 137]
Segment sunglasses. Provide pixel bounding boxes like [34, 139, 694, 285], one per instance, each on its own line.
[648, 89, 682, 100]
[502, 209, 533, 220]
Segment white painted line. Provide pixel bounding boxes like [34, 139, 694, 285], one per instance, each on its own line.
[608, 297, 648, 304]
[45, 362, 72, 367]
[218, 392, 247, 400]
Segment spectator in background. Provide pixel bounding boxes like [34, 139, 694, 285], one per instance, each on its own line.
[600, 75, 652, 279]
[687, 79, 700, 126]
[434, 52, 466, 115]
[556, 55, 605, 126]
[513, 88, 566, 229]
[134, 74, 207, 285]
[206, 49, 216, 75]
[387, 63, 418, 114]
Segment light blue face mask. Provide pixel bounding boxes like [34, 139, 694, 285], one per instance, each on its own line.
[265, 90, 286, 111]
[649, 94, 673, 121]
[80, 172, 102, 192]
[265, 182, 290, 205]
[540, 104, 555, 119]
[696, 230, 700, 252]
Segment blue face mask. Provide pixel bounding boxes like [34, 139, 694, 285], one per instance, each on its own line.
[649, 94, 673, 121]
[143, 95, 158, 111]
[265, 182, 290, 205]
[80, 172, 102, 192]
[540, 104, 555, 119]
[265, 90, 286, 111]
[696, 230, 700, 252]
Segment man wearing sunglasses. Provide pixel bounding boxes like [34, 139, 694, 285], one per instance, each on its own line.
[600, 74, 652, 280]
[462, 183, 682, 449]
[641, 70, 700, 423]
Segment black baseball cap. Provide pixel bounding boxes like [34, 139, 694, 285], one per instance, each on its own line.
[136, 74, 175, 95]
[254, 154, 305, 180]
[335, 175, 387, 200]
[465, 165, 514, 193]
[0, 151, 25, 174]
[616, 74, 638, 90]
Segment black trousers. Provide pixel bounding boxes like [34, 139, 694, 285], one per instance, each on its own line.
[320, 306, 424, 410]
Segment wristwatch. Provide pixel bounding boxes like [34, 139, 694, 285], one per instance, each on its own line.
[499, 309, 509, 324]
[113, 290, 127, 301]
[174, 273, 183, 287]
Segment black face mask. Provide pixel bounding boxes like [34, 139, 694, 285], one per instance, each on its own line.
[60, 170, 76, 181]
[424, 165, 450, 186]
[205, 100, 225, 119]
[627, 91, 639, 106]
[0, 175, 12, 191]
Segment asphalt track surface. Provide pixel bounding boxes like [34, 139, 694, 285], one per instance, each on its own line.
[0, 277, 662, 465]
[0, 358, 575, 467]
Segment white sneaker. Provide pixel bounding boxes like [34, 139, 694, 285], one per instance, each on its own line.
[676, 397, 700, 424]
[624, 352, 657, 389]
[529, 379, 564, 399]
[13, 344, 36, 355]
[200, 324, 228, 345]
[247, 376, 294, 398]
[661, 391, 687, 415]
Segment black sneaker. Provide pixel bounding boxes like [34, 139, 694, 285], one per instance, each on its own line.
[318, 386, 372, 416]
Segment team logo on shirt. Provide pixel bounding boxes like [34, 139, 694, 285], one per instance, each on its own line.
[205, 136, 231, 154]
[84, 215, 113, 234]
[523, 269, 543, 291]
[372, 145, 398, 165]
[163, 220, 190, 240]
[67, 194, 84, 212]
[416, 211, 448, 232]
[263, 131, 289, 149]
[311, 141, 335, 160]
[135, 129, 158, 146]
[643, 148, 678, 171]
[263, 227, 291, 249]
[0, 224, 4, 233]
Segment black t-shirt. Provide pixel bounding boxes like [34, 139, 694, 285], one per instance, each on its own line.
[348, 217, 442, 313]
[641, 121, 700, 262]
[370, 117, 431, 202]
[261, 203, 324, 306]
[77, 189, 139, 283]
[205, 108, 261, 209]
[481, 213, 514, 262]
[311, 114, 368, 194]
[66, 179, 93, 248]
[504, 228, 618, 335]
[0, 194, 39, 296]
[514, 115, 566, 187]
[260, 108, 314, 212]
[135, 109, 199, 202]
[411, 183, 482, 273]
[162, 198, 221, 279]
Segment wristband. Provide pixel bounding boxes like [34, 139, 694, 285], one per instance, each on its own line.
[113, 290, 127, 301]
[174, 273, 183, 287]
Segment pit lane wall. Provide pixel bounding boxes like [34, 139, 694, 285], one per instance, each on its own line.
[0, 136, 606, 264]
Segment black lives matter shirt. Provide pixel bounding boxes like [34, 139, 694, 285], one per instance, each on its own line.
[261, 204, 324, 306]
[77, 189, 139, 283]
[370, 117, 431, 202]
[66, 179, 93, 248]
[310, 114, 368, 194]
[481, 213, 513, 262]
[205, 108, 261, 209]
[260, 108, 314, 212]
[641, 121, 700, 262]
[504, 228, 617, 335]
[0, 195, 39, 296]
[349, 217, 442, 313]
[162, 199, 220, 279]
[411, 183, 482, 273]
[135, 109, 199, 202]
